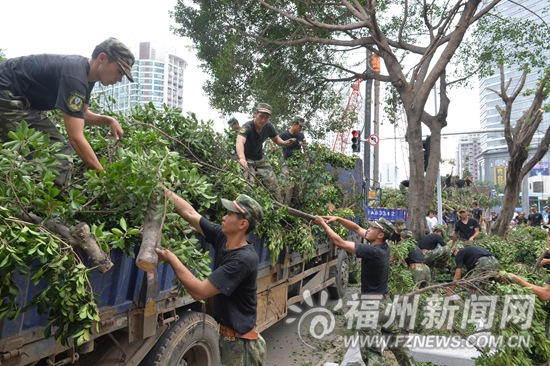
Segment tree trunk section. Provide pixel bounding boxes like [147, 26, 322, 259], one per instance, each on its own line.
[136, 201, 163, 272]
[491, 157, 524, 237]
[70, 223, 113, 273]
[15, 212, 113, 273]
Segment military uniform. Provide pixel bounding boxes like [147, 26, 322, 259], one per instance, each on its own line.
[238, 105, 283, 202]
[0, 38, 134, 187]
[357, 219, 416, 365]
[211, 194, 267, 365]
[455, 245, 499, 274]
[401, 232, 431, 288]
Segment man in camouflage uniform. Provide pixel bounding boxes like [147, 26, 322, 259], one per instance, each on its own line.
[0, 37, 134, 187]
[156, 187, 266, 365]
[420, 225, 452, 277]
[313, 215, 416, 365]
[401, 230, 431, 287]
[447, 244, 499, 295]
[236, 103, 295, 202]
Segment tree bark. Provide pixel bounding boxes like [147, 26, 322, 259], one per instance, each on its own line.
[489, 68, 550, 237]
[16, 212, 113, 273]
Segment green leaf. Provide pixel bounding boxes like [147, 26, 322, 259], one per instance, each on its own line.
[111, 228, 124, 237]
[120, 217, 127, 231]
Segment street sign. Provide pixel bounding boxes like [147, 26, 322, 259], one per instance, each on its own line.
[368, 133, 380, 146]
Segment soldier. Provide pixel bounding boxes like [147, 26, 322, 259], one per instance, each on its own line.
[156, 187, 266, 365]
[389, 218, 406, 243]
[236, 102, 293, 202]
[278, 116, 306, 160]
[227, 117, 240, 131]
[448, 245, 499, 295]
[400, 230, 431, 287]
[0, 37, 133, 187]
[312, 215, 416, 365]
[420, 226, 451, 276]
[452, 208, 480, 244]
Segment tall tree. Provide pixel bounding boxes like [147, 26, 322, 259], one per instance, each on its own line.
[489, 66, 550, 236]
[171, 0, 548, 237]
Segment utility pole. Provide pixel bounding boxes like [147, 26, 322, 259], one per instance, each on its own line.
[432, 84, 443, 225]
[364, 50, 373, 203]
[373, 54, 380, 189]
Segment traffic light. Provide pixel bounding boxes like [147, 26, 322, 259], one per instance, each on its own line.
[351, 130, 361, 152]
[422, 135, 431, 172]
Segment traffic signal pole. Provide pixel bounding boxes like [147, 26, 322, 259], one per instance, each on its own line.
[364, 50, 373, 205]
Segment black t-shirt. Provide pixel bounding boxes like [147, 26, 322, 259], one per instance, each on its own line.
[418, 233, 447, 251]
[465, 179, 473, 186]
[238, 120, 278, 161]
[528, 213, 543, 227]
[389, 231, 401, 243]
[0, 54, 94, 119]
[355, 241, 390, 294]
[455, 179, 465, 188]
[455, 246, 494, 272]
[444, 176, 452, 187]
[454, 218, 479, 240]
[200, 218, 258, 334]
[546, 278, 550, 285]
[515, 216, 527, 225]
[405, 246, 427, 266]
[279, 130, 305, 159]
[471, 208, 482, 221]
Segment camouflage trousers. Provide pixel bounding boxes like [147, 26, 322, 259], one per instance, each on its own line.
[245, 156, 283, 202]
[410, 265, 431, 287]
[0, 91, 72, 187]
[219, 333, 266, 366]
[424, 245, 452, 269]
[360, 297, 416, 366]
[471, 257, 500, 275]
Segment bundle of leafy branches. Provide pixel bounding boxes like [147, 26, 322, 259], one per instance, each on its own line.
[387, 226, 550, 365]
[0, 103, 360, 346]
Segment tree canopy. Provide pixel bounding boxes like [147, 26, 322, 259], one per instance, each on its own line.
[170, 0, 550, 238]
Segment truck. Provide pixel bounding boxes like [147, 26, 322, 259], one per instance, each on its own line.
[0, 160, 365, 366]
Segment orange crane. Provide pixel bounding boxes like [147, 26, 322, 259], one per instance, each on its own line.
[332, 79, 363, 153]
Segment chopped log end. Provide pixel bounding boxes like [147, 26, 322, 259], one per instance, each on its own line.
[97, 259, 114, 274]
[136, 260, 158, 272]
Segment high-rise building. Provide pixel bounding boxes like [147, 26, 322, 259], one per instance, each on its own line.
[94, 42, 187, 113]
[477, 0, 550, 187]
[456, 135, 482, 180]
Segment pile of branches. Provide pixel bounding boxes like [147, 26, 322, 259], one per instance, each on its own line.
[0, 103, 360, 346]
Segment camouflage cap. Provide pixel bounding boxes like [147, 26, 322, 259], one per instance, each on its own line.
[433, 224, 445, 233]
[227, 117, 239, 126]
[98, 37, 135, 82]
[292, 116, 305, 127]
[255, 102, 273, 115]
[531, 204, 538, 208]
[400, 230, 413, 239]
[371, 217, 394, 237]
[458, 207, 467, 213]
[221, 194, 264, 228]
[394, 219, 406, 231]
[544, 206, 550, 210]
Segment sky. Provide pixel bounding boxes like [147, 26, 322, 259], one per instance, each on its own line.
[0, 0, 481, 182]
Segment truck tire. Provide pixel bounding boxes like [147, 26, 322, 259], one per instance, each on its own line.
[328, 249, 349, 299]
[140, 311, 220, 366]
